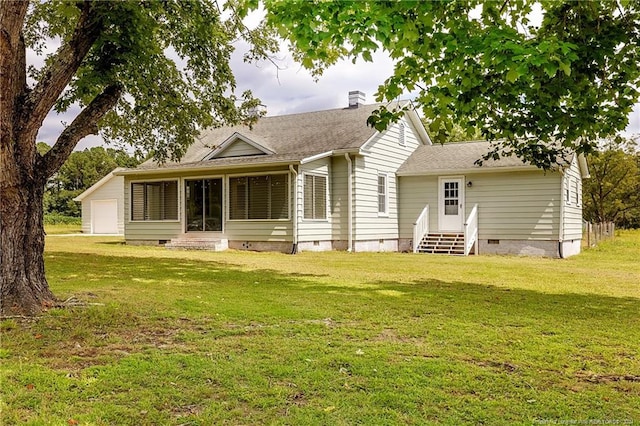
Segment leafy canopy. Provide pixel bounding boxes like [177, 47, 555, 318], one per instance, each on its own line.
[263, 0, 640, 169]
[25, 0, 277, 163]
[583, 137, 640, 227]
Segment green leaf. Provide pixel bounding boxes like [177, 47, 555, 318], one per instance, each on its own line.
[506, 68, 520, 83]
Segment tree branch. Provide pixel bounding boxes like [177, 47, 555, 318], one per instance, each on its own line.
[18, 1, 103, 142]
[38, 84, 122, 180]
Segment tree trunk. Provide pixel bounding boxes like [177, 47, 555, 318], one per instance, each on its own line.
[1, 2, 121, 316]
[1, 169, 55, 316]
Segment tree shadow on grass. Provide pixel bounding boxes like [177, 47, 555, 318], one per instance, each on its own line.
[6, 249, 639, 425]
[43, 250, 640, 329]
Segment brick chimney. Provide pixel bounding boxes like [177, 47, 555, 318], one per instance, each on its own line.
[348, 90, 366, 108]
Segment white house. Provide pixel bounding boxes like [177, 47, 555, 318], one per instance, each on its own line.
[84, 92, 588, 257]
[74, 168, 125, 235]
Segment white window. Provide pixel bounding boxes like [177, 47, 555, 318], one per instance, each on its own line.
[574, 178, 580, 206]
[398, 121, 406, 146]
[378, 174, 388, 215]
[565, 178, 571, 205]
[131, 181, 178, 221]
[228, 174, 288, 220]
[303, 174, 327, 220]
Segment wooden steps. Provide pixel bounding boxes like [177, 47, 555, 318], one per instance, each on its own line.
[416, 233, 465, 255]
[165, 238, 228, 251]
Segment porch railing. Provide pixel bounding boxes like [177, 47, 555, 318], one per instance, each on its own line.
[412, 205, 429, 253]
[464, 204, 478, 256]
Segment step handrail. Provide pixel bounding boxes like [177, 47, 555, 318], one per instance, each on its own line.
[412, 205, 429, 253]
[463, 204, 478, 255]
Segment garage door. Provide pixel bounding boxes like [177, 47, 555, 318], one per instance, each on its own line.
[91, 199, 119, 234]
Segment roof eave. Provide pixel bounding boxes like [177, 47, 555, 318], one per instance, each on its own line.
[115, 159, 300, 176]
[397, 165, 541, 177]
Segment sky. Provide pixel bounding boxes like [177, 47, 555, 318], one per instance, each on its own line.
[35, 34, 640, 152]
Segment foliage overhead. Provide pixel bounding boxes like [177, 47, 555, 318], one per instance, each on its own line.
[583, 136, 640, 228]
[24, 0, 277, 163]
[263, 0, 640, 169]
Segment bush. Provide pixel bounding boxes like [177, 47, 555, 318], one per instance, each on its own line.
[43, 214, 82, 225]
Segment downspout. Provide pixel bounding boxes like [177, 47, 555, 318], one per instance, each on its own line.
[558, 173, 566, 259]
[345, 153, 353, 252]
[289, 164, 299, 254]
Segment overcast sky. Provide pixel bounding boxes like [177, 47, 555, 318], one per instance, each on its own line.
[36, 39, 640, 151]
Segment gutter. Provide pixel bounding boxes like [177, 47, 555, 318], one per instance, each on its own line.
[345, 153, 353, 252]
[115, 159, 300, 176]
[289, 164, 299, 254]
[397, 165, 541, 177]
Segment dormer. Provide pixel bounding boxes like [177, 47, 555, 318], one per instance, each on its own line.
[203, 132, 274, 160]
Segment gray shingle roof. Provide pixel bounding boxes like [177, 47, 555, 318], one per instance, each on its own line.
[398, 141, 536, 175]
[134, 103, 393, 172]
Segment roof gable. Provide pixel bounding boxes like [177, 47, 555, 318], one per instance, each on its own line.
[73, 168, 124, 201]
[203, 132, 274, 160]
[128, 101, 429, 174]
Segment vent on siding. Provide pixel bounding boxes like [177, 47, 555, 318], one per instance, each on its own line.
[399, 121, 406, 146]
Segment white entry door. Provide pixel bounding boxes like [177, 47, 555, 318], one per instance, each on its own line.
[438, 177, 464, 232]
[92, 199, 119, 234]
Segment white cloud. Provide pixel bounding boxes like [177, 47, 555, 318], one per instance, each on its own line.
[623, 104, 640, 137]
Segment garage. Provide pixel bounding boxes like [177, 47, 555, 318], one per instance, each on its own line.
[91, 199, 119, 234]
[74, 168, 125, 235]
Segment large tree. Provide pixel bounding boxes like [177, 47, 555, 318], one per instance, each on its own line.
[264, 0, 640, 169]
[0, 0, 275, 315]
[583, 137, 640, 227]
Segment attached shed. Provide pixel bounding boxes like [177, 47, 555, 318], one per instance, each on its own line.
[397, 142, 589, 258]
[74, 168, 125, 235]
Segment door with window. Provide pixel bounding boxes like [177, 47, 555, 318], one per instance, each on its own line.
[185, 178, 223, 232]
[438, 177, 464, 232]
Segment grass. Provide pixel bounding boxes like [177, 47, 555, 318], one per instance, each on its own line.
[1, 230, 639, 425]
[44, 223, 82, 235]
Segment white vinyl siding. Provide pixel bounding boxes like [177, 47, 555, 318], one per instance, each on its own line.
[303, 174, 327, 220]
[131, 181, 178, 221]
[228, 174, 288, 220]
[562, 157, 584, 241]
[399, 171, 563, 241]
[216, 140, 265, 158]
[352, 115, 422, 241]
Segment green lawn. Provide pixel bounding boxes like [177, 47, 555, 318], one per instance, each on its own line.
[1, 231, 639, 425]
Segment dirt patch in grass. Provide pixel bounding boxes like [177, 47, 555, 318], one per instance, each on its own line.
[576, 371, 640, 383]
[468, 358, 519, 373]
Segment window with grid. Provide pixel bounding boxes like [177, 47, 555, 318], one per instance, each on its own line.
[303, 174, 327, 220]
[131, 181, 178, 221]
[228, 174, 288, 220]
[378, 174, 388, 214]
